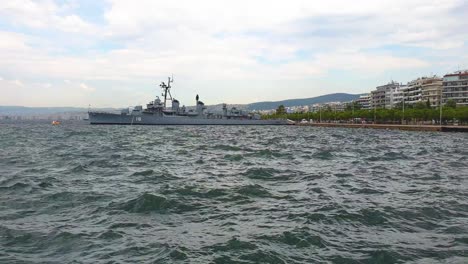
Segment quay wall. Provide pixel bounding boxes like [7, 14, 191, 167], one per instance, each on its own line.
[296, 123, 468, 132]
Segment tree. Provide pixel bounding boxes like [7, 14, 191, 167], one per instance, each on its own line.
[276, 105, 286, 115]
[394, 102, 403, 110]
[446, 99, 457, 108]
[426, 99, 431, 108]
[415, 101, 426, 109]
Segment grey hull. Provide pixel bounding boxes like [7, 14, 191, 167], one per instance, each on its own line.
[89, 112, 288, 125]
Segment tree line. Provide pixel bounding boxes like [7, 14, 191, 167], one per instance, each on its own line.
[264, 100, 468, 125]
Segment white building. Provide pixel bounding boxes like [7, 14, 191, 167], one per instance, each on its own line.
[402, 76, 443, 107]
[370, 81, 400, 109]
[388, 85, 404, 108]
[356, 94, 371, 109]
[421, 77, 443, 107]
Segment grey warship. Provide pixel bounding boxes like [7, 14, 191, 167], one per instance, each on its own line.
[88, 77, 288, 125]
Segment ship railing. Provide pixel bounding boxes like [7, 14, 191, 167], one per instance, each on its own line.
[88, 110, 122, 114]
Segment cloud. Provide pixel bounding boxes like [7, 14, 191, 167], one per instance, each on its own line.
[1, 0, 466, 81]
[103, 0, 467, 50]
[0, 0, 467, 106]
[80, 83, 95, 92]
[0, 76, 3, 81]
[0, 31, 30, 51]
[0, 0, 98, 34]
[314, 52, 429, 73]
[12, 79, 24, 87]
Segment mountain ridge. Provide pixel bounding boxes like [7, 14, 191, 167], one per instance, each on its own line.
[0, 93, 363, 115]
[247, 93, 362, 110]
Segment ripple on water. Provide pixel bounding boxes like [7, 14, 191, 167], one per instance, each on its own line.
[246, 149, 293, 159]
[130, 169, 155, 176]
[223, 154, 244, 161]
[257, 228, 329, 249]
[209, 237, 258, 252]
[212, 144, 243, 151]
[332, 208, 389, 226]
[241, 167, 292, 181]
[115, 193, 201, 214]
[98, 229, 124, 240]
[116, 193, 174, 213]
[236, 184, 272, 198]
[312, 149, 334, 160]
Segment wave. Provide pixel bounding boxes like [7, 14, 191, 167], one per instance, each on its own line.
[209, 237, 258, 252]
[115, 193, 200, 214]
[242, 167, 294, 181]
[130, 169, 155, 176]
[70, 164, 89, 173]
[312, 149, 334, 160]
[212, 144, 243, 151]
[333, 208, 388, 226]
[161, 185, 229, 199]
[169, 247, 189, 260]
[0, 182, 30, 190]
[223, 154, 244, 161]
[236, 184, 272, 198]
[367, 151, 412, 161]
[118, 193, 173, 213]
[98, 230, 123, 240]
[246, 149, 292, 159]
[258, 228, 329, 248]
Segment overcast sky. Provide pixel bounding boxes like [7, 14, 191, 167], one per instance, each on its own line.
[0, 0, 467, 107]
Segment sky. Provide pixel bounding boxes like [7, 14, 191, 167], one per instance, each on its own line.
[0, 0, 467, 107]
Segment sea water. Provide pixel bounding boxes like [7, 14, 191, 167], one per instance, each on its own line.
[0, 121, 467, 263]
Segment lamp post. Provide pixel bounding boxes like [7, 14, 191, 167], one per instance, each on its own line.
[439, 90, 443, 126]
[374, 105, 377, 124]
[319, 105, 322, 123]
[402, 97, 405, 125]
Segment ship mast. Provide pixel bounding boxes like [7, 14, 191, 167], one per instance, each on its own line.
[159, 76, 173, 109]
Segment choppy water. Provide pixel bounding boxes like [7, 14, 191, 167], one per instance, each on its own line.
[1, 121, 467, 263]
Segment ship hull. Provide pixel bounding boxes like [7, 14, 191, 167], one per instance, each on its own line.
[89, 112, 288, 125]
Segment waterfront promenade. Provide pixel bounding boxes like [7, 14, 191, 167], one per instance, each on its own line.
[297, 122, 468, 132]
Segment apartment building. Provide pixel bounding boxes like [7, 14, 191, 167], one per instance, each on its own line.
[356, 94, 371, 109]
[421, 77, 443, 107]
[403, 76, 443, 107]
[370, 81, 400, 109]
[442, 70, 468, 106]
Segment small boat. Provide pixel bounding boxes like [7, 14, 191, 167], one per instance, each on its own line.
[51, 120, 61, 125]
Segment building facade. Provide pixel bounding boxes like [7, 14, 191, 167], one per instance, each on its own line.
[421, 77, 443, 107]
[370, 81, 400, 109]
[388, 85, 404, 109]
[403, 79, 423, 105]
[442, 70, 468, 106]
[403, 76, 443, 107]
[356, 94, 371, 109]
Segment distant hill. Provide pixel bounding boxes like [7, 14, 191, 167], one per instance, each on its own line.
[0, 106, 88, 115]
[246, 93, 362, 111]
[0, 106, 117, 116]
[1, 93, 362, 116]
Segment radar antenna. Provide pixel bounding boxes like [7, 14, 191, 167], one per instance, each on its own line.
[159, 76, 174, 108]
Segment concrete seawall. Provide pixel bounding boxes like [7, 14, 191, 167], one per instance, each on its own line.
[296, 123, 468, 132]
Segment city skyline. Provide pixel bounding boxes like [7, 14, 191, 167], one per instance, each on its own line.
[1, 0, 467, 107]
